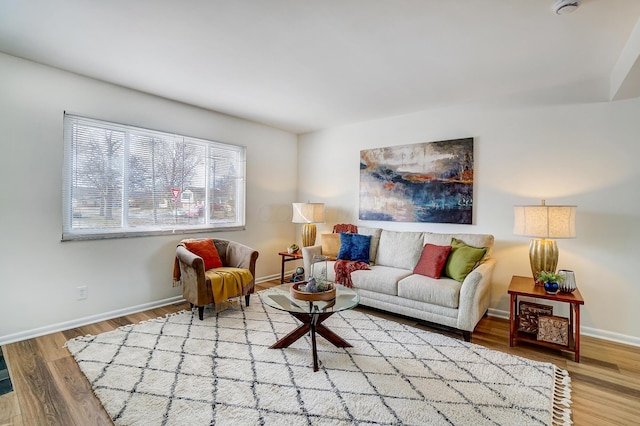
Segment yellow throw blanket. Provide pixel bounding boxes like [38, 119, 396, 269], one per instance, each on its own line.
[205, 267, 253, 304]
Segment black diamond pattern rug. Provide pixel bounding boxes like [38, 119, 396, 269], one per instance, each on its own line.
[65, 294, 572, 425]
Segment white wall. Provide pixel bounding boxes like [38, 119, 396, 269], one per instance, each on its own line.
[298, 98, 640, 345]
[0, 53, 298, 342]
[2, 50, 638, 346]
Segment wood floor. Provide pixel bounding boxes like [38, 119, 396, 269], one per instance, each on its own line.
[1, 279, 639, 425]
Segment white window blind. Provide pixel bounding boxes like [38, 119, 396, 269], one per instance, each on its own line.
[62, 113, 246, 240]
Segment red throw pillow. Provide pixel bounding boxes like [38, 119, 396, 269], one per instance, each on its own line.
[413, 244, 452, 279]
[184, 239, 223, 270]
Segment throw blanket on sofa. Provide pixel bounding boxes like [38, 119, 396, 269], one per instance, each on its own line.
[204, 267, 253, 303]
[334, 259, 369, 288]
[332, 223, 358, 234]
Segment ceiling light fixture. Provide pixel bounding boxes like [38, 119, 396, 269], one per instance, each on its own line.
[553, 0, 580, 15]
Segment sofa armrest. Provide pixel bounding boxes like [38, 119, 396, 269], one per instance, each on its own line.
[301, 245, 322, 280]
[176, 245, 205, 275]
[456, 258, 496, 332]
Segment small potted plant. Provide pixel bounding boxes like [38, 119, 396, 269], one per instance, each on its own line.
[287, 244, 299, 254]
[537, 271, 565, 294]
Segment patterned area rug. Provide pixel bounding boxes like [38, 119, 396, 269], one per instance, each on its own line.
[66, 294, 572, 425]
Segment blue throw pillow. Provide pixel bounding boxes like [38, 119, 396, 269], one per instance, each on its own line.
[337, 232, 371, 264]
[350, 233, 371, 263]
[337, 233, 352, 260]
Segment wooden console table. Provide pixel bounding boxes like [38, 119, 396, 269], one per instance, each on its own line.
[508, 275, 585, 362]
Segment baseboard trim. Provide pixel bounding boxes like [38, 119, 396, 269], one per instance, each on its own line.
[256, 274, 280, 283]
[487, 308, 640, 348]
[487, 308, 509, 320]
[579, 326, 640, 348]
[0, 296, 185, 346]
[1, 276, 281, 346]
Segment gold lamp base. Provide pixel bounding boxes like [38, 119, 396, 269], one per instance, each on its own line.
[301, 223, 317, 247]
[529, 238, 558, 284]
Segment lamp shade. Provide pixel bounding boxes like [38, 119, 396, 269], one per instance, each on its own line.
[291, 203, 325, 224]
[513, 204, 576, 239]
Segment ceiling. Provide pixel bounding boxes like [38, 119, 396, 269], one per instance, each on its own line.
[1, 0, 640, 134]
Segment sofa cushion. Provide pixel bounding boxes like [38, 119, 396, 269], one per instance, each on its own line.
[357, 226, 382, 265]
[183, 239, 223, 270]
[413, 244, 452, 279]
[375, 230, 425, 270]
[397, 274, 462, 309]
[321, 234, 341, 259]
[357, 289, 459, 322]
[350, 266, 412, 296]
[424, 233, 494, 258]
[443, 238, 488, 282]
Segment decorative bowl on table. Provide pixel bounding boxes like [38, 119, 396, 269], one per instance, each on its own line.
[290, 282, 336, 301]
[543, 281, 559, 294]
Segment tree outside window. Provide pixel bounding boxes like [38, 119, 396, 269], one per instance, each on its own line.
[63, 114, 245, 240]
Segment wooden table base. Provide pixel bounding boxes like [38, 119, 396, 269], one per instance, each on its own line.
[270, 311, 352, 371]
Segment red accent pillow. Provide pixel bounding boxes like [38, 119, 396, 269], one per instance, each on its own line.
[184, 239, 223, 270]
[413, 244, 452, 279]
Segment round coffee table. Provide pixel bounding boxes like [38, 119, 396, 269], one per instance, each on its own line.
[261, 283, 360, 371]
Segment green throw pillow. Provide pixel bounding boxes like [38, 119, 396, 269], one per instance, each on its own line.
[444, 238, 488, 282]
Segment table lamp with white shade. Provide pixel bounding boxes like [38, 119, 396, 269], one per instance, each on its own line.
[292, 202, 325, 247]
[514, 200, 576, 283]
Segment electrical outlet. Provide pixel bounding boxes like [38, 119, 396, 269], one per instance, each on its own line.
[77, 286, 88, 300]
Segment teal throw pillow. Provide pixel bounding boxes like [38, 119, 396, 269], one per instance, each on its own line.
[443, 237, 488, 282]
[337, 232, 371, 264]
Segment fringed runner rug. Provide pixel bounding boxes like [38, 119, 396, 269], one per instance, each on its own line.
[66, 294, 572, 425]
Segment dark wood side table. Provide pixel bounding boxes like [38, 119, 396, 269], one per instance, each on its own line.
[508, 275, 585, 362]
[278, 251, 303, 283]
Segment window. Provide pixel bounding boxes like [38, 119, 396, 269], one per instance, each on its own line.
[62, 113, 246, 241]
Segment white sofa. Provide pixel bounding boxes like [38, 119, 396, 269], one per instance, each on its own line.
[302, 227, 495, 341]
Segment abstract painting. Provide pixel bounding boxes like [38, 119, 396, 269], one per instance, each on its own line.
[359, 138, 474, 224]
